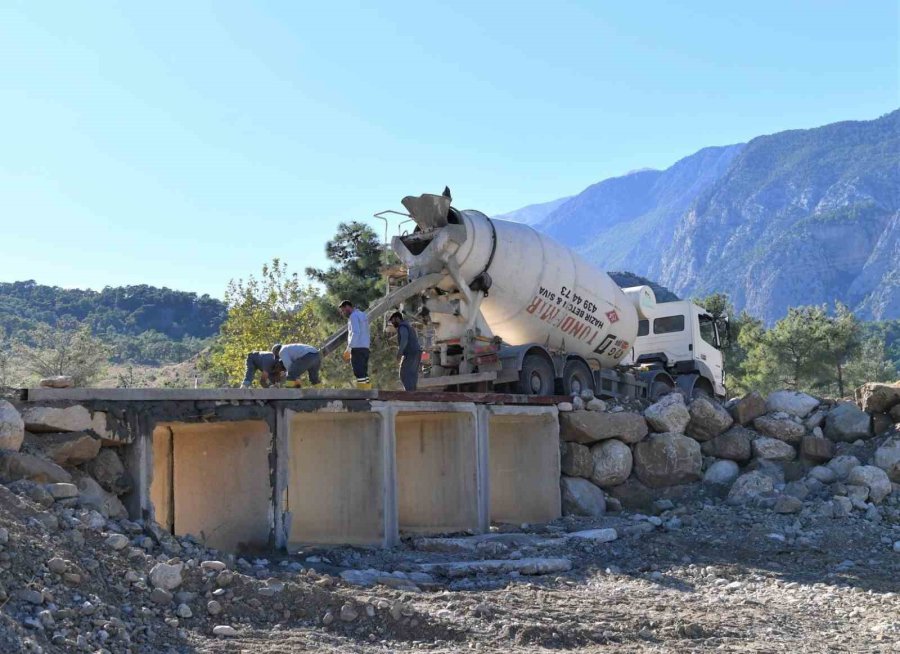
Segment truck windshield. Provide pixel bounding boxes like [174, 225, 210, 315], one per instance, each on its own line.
[699, 315, 720, 348]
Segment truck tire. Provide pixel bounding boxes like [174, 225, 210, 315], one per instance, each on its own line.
[517, 354, 556, 396]
[562, 359, 594, 396]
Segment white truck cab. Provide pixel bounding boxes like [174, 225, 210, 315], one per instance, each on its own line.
[629, 300, 726, 398]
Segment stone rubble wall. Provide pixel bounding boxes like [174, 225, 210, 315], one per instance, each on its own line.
[558, 382, 900, 520]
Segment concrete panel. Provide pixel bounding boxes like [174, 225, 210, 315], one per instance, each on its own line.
[287, 412, 385, 546]
[488, 409, 561, 524]
[150, 426, 173, 532]
[395, 412, 479, 534]
[168, 421, 272, 552]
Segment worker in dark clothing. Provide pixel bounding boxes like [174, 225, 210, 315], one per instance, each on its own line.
[240, 351, 283, 388]
[272, 343, 321, 388]
[389, 311, 421, 391]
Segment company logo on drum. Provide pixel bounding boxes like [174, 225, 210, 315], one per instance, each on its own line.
[605, 310, 619, 324]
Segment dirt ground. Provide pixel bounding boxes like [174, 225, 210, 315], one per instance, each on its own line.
[1, 477, 898, 653]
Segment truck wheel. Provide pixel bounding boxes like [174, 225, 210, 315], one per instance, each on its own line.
[562, 360, 594, 396]
[517, 354, 556, 396]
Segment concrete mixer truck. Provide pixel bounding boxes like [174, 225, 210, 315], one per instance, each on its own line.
[322, 191, 728, 400]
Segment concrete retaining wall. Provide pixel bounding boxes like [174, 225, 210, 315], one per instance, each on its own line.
[21, 389, 561, 552]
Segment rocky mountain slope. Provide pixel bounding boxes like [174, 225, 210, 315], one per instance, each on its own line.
[497, 110, 900, 323]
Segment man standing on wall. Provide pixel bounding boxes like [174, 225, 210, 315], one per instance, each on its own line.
[389, 311, 421, 391]
[339, 300, 371, 389]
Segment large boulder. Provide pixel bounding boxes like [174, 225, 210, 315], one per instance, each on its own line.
[873, 436, 900, 482]
[703, 460, 740, 487]
[826, 454, 860, 480]
[765, 391, 819, 418]
[589, 439, 632, 488]
[560, 411, 648, 445]
[86, 448, 133, 495]
[605, 478, 655, 511]
[824, 403, 871, 443]
[560, 476, 606, 517]
[74, 474, 127, 519]
[846, 465, 892, 504]
[643, 394, 690, 434]
[727, 471, 775, 506]
[21, 405, 92, 433]
[633, 433, 702, 488]
[753, 415, 805, 444]
[0, 450, 72, 484]
[751, 437, 796, 461]
[701, 426, 754, 462]
[0, 400, 25, 452]
[730, 392, 767, 425]
[686, 397, 733, 442]
[799, 435, 834, 463]
[560, 442, 593, 478]
[855, 381, 900, 414]
[26, 432, 100, 466]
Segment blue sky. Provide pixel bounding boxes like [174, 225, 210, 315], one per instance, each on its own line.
[1, 1, 897, 298]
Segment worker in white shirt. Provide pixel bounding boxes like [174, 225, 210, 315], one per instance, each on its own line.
[272, 343, 321, 388]
[339, 299, 371, 389]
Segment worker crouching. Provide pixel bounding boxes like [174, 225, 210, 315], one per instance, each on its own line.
[272, 343, 321, 388]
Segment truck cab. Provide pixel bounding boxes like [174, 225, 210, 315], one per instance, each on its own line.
[629, 300, 726, 398]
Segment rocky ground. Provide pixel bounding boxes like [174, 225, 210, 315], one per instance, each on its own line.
[0, 478, 898, 653]
[0, 384, 899, 652]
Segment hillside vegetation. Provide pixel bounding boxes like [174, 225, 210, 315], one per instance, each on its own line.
[0, 281, 225, 366]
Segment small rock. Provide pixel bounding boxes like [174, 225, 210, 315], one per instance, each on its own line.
[846, 465, 892, 504]
[825, 403, 871, 443]
[752, 437, 796, 461]
[799, 435, 834, 463]
[150, 588, 174, 604]
[212, 625, 237, 637]
[46, 482, 79, 499]
[149, 562, 184, 590]
[703, 460, 739, 486]
[15, 589, 44, 605]
[207, 600, 223, 615]
[201, 560, 227, 572]
[105, 534, 129, 551]
[557, 402, 573, 413]
[644, 393, 690, 433]
[47, 557, 67, 574]
[586, 398, 607, 412]
[730, 392, 767, 425]
[176, 603, 193, 619]
[216, 570, 234, 587]
[753, 416, 805, 444]
[340, 603, 359, 622]
[21, 405, 92, 433]
[765, 391, 819, 418]
[774, 495, 803, 514]
[560, 476, 606, 517]
[808, 465, 836, 483]
[827, 455, 861, 480]
[727, 471, 775, 506]
[566, 528, 618, 542]
[0, 400, 25, 451]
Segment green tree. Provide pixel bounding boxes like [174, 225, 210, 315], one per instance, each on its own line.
[305, 222, 385, 308]
[14, 318, 110, 386]
[818, 302, 861, 397]
[845, 334, 898, 389]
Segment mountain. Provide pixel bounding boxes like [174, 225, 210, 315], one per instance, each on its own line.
[508, 110, 899, 323]
[493, 196, 572, 225]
